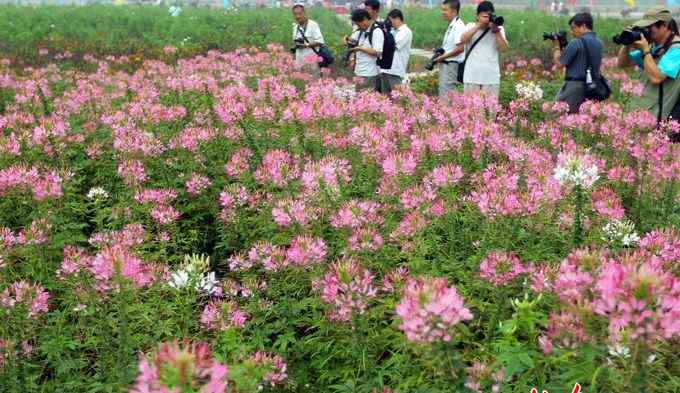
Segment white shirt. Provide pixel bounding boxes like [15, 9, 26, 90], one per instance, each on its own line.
[293, 20, 325, 64]
[351, 23, 384, 77]
[442, 17, 466, 63]
[462, 24, 506, 85]
[382, 24, 412, 78]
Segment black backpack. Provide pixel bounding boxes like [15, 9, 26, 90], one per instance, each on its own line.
[367, 21, 396, 70]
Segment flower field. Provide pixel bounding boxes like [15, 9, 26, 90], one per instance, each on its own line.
[1, 6, 680, 393]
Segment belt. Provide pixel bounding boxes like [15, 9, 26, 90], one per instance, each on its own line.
[442, 60, 458, 64]
[565, 77, 586, 82]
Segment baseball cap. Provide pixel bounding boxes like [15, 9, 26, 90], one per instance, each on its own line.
[632, 6, 674, 28]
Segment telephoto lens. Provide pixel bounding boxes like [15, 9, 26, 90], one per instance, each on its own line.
[612, 28, 642, 46]
[543, 31, 568, 49]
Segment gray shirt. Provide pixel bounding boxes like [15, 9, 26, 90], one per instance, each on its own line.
[560, 31, 603, 81]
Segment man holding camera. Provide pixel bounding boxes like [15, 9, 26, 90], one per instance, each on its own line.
[291, 4, 325, 74]
[433, 0, 466, 100]
[551, 12, 603, 113]
[459, 0, 508, 101]
[617, 6, 680, 138]
[379, 9, 412, 95]
[348, 8, 384, 91]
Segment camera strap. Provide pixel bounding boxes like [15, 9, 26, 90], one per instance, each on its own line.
[463, 28, 490, 64]
[579, 38, 594, 78]
[297, 24, 321, 56]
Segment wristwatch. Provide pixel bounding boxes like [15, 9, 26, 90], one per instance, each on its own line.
[643, 51, 652, 58]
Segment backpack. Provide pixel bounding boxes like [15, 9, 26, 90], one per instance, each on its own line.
[367, 21, 396, 70]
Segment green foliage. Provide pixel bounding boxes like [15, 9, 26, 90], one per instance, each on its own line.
[0, 5, 347, 66]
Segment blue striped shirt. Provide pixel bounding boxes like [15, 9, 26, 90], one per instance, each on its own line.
[560, 32, 603, 81]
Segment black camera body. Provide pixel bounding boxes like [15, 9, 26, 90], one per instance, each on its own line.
[425, 48, 446, 71]
[613, 27, 651, 46]
[489, 13, 504, 27]
[342, 38, 359, 63]
[289, 37, 305, 54]
[543, 30, 568, 49]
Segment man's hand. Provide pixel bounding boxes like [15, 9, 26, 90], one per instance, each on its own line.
[632, 35, 651, 53]
[434, 55, 445, 64]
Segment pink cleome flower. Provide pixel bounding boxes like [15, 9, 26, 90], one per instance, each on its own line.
[130, 340, 229, 393]
[396, 276, 473, 343]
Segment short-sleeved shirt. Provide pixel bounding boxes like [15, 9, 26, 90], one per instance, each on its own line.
[351, 23, 384, 77]
[382, 24, 412, 78]
[629, 44, 680, 79]
[462, 24, 507, 85]
[560, 31, 603, 80]
[441, 16, 466, 63]
[628, 37, 680, 120]
[293, 20, 325, 64]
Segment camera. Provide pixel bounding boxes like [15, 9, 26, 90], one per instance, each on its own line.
[489, 13, 504, 27]
[613, 27, 650, 46]
[425, 48, 445, 71]
[342, 38, 359, 63]
[543, 30, 568, 49]
[289, 37, 305, 54]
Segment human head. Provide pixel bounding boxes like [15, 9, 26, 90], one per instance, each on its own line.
[387, 9, 404, 28]
[352, 8, 372, 30]
[632, 6, 677, 44]
[441, 0, 460, 22]
[476, 1, 495, 23]
[292, 4, 306, 25]
[364, 0, 380, 21]
[568, 12, 593, 38]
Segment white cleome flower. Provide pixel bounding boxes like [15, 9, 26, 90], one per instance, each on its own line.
[608, 344, 631, 358]
[515, 81, 544, 102]
[198, 271, 220, 296]
[602, 219, 640, 247]
[168, 269, 191, 289]
[553, 152, 600, 189]
[86, 187, 109, 200]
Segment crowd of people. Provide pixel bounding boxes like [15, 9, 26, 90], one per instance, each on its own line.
[290, 1, 680, 139]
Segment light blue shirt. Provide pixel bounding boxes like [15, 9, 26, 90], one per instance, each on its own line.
[629, 44, 680, 79]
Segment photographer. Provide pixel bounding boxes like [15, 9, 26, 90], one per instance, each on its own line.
[291, 4, 325, 74]
[617, 6, 680, 138]
[348, 8, 384, 91]
[552, 12, 603, 113]
[434, 0, 466, 100]
[459, 0, 508, 101]
[379, 9, 412, 95]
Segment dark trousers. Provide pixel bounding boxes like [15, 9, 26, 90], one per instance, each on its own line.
[556, 80, 586, 114]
